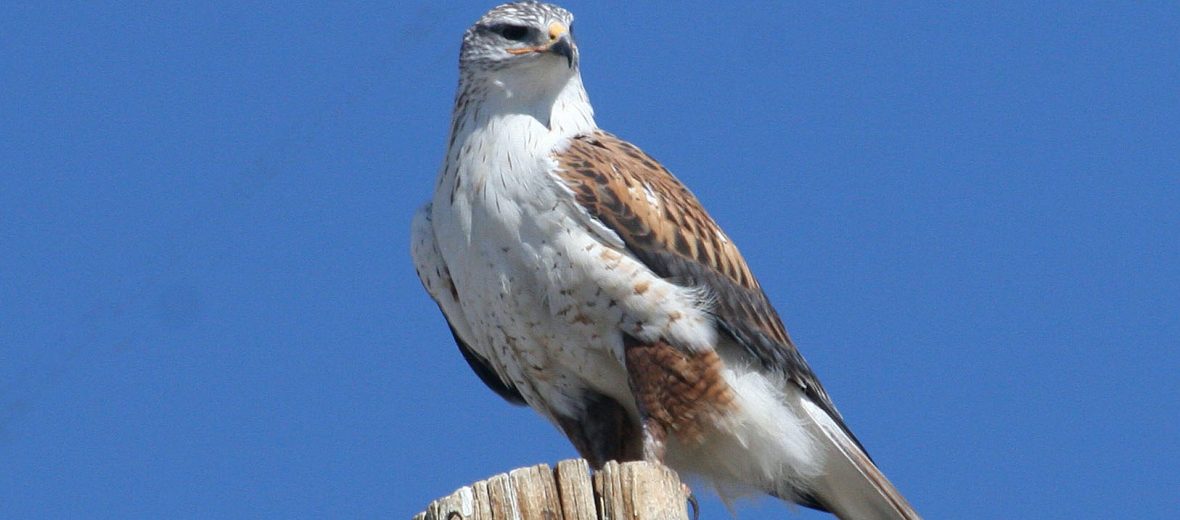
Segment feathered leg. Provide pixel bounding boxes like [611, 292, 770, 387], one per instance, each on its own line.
[554, 390, 643, 469]
[622, 335, 735, 462]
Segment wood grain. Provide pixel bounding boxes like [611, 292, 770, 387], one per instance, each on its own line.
[413, 459, 688, 520]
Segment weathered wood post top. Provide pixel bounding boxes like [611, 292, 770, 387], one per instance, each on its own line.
[413, 459, 689, 520]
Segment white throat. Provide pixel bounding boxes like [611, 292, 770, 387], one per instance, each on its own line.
[434, 64, 597, 237]
[447, 64, 595, 158]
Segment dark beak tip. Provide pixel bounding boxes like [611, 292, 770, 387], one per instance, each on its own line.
[551, 38, 574, 68]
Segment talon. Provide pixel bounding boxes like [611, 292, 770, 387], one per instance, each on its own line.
[684, 484, 699, 520]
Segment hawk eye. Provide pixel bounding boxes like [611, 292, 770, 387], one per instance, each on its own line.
[492, 24, 531, 42]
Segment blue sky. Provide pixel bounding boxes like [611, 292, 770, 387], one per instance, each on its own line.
[2, 2, 1177, 518]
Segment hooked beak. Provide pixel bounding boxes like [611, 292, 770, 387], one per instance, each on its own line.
[506, 22, 575, 68]
[550, 36, 574, 68]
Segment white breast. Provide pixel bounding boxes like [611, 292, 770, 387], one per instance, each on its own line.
[426, 79, 623, 413]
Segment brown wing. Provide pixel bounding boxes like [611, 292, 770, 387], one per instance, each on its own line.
[554, 130, 865, 452]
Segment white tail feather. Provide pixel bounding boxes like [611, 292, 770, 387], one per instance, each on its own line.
[798, 398, 921, 520]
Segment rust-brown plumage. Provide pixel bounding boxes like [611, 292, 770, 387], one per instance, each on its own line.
[554, 130, 863, 451]
[624, 338, 735, 453]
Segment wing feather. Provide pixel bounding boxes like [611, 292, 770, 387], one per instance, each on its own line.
[553, 131, 865, 451]
[412, 203, 526, 405]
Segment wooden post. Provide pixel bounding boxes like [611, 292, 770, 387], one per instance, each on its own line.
[413, 459, 690, 520]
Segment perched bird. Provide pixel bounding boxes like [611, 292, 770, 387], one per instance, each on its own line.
[411, 3, 920, 519]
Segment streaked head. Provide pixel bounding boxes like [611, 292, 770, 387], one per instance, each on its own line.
[452, 2, 594, 136]
[460, 2, 578, 73]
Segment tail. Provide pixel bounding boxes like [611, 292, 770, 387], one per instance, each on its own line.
[798, 397, 921, 520]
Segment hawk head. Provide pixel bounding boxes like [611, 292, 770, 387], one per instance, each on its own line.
[460, 2, 578, 72]
[452, 2, 593, 138]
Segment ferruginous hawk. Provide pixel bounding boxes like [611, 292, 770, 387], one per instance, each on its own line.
[411, 3, 920, 519]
